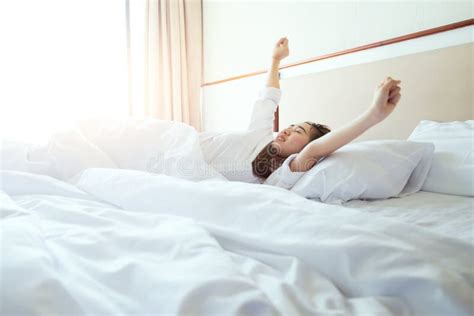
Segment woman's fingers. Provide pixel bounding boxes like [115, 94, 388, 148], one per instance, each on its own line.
[389, 86, 401, 97]
[385, 76, 400, 83]
[386, 79, 401, 90]
[388, 93, 401, 105]
[276, 37, 288, 46]
[378, 77, 400, 90]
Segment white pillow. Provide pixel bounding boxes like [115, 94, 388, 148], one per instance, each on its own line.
[291, 140, 435, 204]
[407, 120, 473, 196]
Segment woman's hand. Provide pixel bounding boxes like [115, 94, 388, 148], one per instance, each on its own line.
[272, 37, 289, 61]
[368, 77, 402, 124]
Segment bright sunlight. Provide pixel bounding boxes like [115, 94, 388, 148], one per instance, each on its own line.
[0, 0, 128, 143]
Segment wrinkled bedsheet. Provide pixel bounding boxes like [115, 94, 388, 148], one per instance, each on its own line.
[1, 169, 473, 315]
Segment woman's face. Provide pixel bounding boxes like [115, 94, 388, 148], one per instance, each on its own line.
[273, 122, 313, 157]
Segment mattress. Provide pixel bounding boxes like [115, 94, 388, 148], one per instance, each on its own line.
[341, 191, 473, 244]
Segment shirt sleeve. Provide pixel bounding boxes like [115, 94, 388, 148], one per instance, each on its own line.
[263, 153, 306, 190]
[247, 87, 281, 132]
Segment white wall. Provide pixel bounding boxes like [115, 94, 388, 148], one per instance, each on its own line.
[202, 0, 473, 132]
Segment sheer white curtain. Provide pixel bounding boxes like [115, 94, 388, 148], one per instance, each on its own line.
[0, 0, 128, 143]
[128, 0, 203, 131]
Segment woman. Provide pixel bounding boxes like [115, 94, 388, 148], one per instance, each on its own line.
[199, 37, 401, 189]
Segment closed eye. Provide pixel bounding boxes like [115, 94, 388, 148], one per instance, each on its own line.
[296, 126, 306, 134]
[289, 124, 307, 135]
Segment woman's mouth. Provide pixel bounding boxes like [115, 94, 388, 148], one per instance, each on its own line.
[277, 135, 285, 142]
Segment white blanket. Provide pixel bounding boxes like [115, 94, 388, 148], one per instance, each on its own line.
[1, 118, 225, 182]
[2, 169, 473, 315]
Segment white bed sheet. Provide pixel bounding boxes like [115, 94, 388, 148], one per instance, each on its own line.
[1, 169, 473, 315]
[342, 191, 474, 244]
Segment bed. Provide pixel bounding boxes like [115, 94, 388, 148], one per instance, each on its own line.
[2, 22, 474, 316]
[1, 117, 473, 316]
[2, 167, 473, 315]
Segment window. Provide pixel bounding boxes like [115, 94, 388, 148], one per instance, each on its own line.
[0, 0, 128, 143]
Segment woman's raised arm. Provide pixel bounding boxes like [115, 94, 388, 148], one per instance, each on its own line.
[266, 37, 289, 89]
[289, 77, 402, 172]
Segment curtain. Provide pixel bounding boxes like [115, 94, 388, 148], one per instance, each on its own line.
[129, 0, 202, 131]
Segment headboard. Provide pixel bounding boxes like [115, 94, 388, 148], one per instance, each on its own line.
[280, 42, 473, 141]
[202, 19, 473, 140]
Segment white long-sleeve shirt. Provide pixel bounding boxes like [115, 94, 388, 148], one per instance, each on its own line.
[199, 87, 305, 189]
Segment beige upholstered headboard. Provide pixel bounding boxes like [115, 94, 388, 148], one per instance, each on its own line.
[279, 42, 473, 141]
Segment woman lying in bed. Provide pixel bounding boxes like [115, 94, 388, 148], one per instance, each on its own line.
[199, 37, 402, 189]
